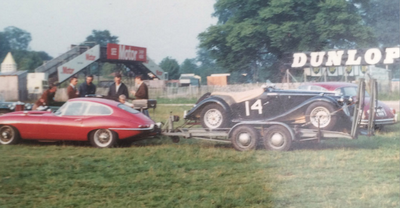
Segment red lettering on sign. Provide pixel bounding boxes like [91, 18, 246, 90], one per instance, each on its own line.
[86, 54, 96, 61]
[156, 70, 163, 76]
[106, 43, 147, 62]
[62, 67, 74, 74]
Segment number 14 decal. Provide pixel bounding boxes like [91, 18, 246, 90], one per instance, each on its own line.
[245, 99, 262, 116]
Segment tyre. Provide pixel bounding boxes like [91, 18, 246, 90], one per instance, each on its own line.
[263, 125, 292, 151]
[305, 102, 337, 131]
[89, 129, 117, 148]
[200, 103, 230, 129]
[0, 125, 21, 145]
[231, 125, 259, 151]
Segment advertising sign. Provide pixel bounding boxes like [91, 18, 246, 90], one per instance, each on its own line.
[57, 45, 100, 83]
[107, 43, 147, 62]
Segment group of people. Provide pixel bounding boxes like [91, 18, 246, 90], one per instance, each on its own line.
[33, 73, 148, 110]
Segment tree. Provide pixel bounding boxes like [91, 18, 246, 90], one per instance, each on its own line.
[357, 0, 399, 47]
[198, 0, 375, 82]
[0, 32, 11, 61]
[159, 57, 180, 80]
[11, 50, 50, 72]
[180, 58, 198, 74]
[4, 26, 31, 50]
[84, 30, 119, 46]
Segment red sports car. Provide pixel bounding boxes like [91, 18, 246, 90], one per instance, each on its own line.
[298, 82, 398, 129]
[0, 98, 158, 147]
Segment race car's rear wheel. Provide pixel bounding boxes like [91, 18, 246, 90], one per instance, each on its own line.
[0, 125, 20, 145]
[263, 125, 292, 151]
[305, 102, 337, 131]
[231, 125, 259, 151]
[200, 103, 230, 129]
[90, 129, 117, 148]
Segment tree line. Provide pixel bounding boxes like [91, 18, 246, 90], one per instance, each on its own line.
[1, 0, 398, 82]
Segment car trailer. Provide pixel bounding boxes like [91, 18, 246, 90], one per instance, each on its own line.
[161, 79, 378, 151]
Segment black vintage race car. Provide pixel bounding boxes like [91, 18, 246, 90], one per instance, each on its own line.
[184, 86, 353, 131]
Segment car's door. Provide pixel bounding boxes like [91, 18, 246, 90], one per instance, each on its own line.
[39, 102, 89, 140]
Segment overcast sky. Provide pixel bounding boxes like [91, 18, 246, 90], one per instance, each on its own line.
[0, 0, 217, 64]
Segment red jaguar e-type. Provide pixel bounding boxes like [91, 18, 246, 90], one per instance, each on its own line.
[0, 98, 158, 148]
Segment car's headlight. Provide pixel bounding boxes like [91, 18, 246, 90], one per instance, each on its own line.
[8, 103, 15, 110]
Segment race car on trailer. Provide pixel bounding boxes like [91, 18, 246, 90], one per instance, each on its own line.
[162, 79, 377, 151]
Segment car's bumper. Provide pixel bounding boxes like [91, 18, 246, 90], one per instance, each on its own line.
[360, 116, 397, 125]
[109, 123, 162, 132]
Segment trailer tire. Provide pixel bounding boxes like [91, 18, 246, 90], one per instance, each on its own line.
[263, 125, 292, 151]
[231, 125, 259, 151]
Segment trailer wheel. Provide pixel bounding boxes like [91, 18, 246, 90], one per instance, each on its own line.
[171, 136, 180, 143]
[305, 102, 337, 131]
[231, 125, 258, 151]
[263, 125, 292, 151]
[200, 103, 230, 129]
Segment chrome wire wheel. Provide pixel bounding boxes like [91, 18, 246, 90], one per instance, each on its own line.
[204, 109, 223, 129]
[309, 106, 331, 128]
[92, 129, 114, 148]
[0, 126, 19, 145]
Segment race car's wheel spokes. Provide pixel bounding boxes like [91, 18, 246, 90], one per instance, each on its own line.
[263, 125, 292, 151]
[309, 107, 331, 128]
[305, 102, 337, 131]
[231, 125, 258, 151]
[200, 104, 230, 129]
[90, 129, 117, 148]
[0, 125, 20, 145]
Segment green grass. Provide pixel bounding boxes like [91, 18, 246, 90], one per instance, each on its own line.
[0, 108, 399, 208]
[379, 91, 400, 101]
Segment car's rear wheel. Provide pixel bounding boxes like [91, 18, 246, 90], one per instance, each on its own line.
[263, 125, 292, 151]
[90, 129, 117, 148]
[231, 125, 259, 151]
[200, 103, 230, 129]
[0, 125, 21, 145]
[305, 102, 337, 131]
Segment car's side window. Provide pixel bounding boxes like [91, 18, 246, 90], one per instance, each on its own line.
[310, 86, 325, 91]
[298, 85, 308, 90]
[86, 103, 112, 115]
[64, 102, 89, 116]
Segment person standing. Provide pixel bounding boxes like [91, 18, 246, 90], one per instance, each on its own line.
[67, 76, 79, 99]
[107, 72, 129, 101]
[131, 75, 148, 99]
[78, 74, 96, 97]
[32, 85, 58, 110]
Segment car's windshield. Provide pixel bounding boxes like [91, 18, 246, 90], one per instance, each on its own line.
[340, 87, 370, 97]
[54, 102, 68, 115]
[118, 104, 139, 114]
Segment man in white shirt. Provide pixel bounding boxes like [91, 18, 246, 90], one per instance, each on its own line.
[119, 95, 133, 107]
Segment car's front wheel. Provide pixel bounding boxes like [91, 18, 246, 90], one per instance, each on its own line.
[200, 103, 230, 129]
[305, 102, 337, 131]
[0, 125, 21, 145]
[90, 129, 117, 148]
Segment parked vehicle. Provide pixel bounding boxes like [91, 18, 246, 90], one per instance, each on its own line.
[0, 95, 32, 114]
[298, 82, 397, 129]
[184, 86, 353, 131]
[0, 98, 159, 147]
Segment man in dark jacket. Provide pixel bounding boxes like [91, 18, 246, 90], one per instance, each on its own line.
[131, 75, 148, 99]
[107, 72, 129, 101]
[79, 75, 96, 97]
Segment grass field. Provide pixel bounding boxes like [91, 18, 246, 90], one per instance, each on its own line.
[0, 106, 399, 208]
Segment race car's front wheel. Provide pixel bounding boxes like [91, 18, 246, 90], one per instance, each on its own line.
[305, 102, 337, 131]
[200, 103, 230, 129]
[90, 129, 117, 148]
[0, 125, 20, 145]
